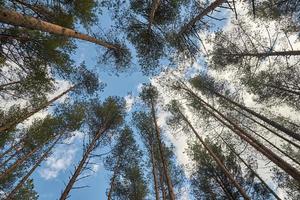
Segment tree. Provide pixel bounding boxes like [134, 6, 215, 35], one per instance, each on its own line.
[139, 84, 176, 200]
[59, 97, 126, 200]
[105, 126, 147, 200]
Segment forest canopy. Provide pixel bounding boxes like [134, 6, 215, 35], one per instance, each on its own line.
[0, 0, 300, 199]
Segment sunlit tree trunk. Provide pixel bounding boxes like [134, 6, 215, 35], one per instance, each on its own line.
[150, 144, 160, 200]
[0, 8, 119, 50]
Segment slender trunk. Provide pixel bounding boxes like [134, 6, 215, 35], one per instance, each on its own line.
[107, 156, 122, 200]
[59, 127, 106, 200]
[13, 0, 53, 17]
[264, 83, 300, 96]
[0, 80, 22, 90]
[0, 86, 74, 133]
[242, 123, 300, 166]
[176, 108, 251, 200]
[148, 0, 160, 30]
[150, 143, 160, 200]
[5, 135, 61, 199]
[231, 106, 300, 149]
[213, 175, 235, 200]
[0, 139, 22, 160]
[150, 98, 176, 200]
[210, 88, 300, 141]
[0, 137, 50, 180]
[183, 87, 300, 180]
[220, 136, 282, 200]
[0, 147, 22, 169]
[178, 0, 226, 36]
[0, 8, 119, 50]
[226, 50, 300, 58]
[159, 169, 167, 200]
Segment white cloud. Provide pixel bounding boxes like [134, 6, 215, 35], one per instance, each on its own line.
[124, 94, 135, 112]
[39, 131, 83, 180]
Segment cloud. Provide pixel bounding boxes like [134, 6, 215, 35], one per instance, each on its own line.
[124, 94, 135, 112]
[39, 131, 83, 180]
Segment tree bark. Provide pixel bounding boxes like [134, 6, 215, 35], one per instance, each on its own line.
[150, 97, 176, 200]
[0, 86, 74, 133]
[176, 107, 251, 200]
[178, 0, 226, 36]
[0, 147, 22, 169]
[158, 168, 167, 200]
[5, 135, 61, 200]
[0, 8, 119, 50]
[0, 139, 22, 160]
[182, 87, 300, 181]
[59, 127, 106, 200]
[220, 136, 282, 200]
[148, 0, 160, 30]
[213, 175, 235, 200]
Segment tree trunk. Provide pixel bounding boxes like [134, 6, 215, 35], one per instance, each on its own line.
[0, 137, 51, 180]
[0, 139, 22, 160]
[0, 147, 22, 169]
[220, 136, 282, 200]
[213, 175, 235, 200]
[227, 50, 300, 58]
[263, 83, 300, 96]
[107, 156, 122, 200]
[0, 86, 74, 133]
[59, 127, 106, 200]
[150, 143, 160, 200]
[242, 123, 300, 166]
[159, 169, 167, 200]
[148, 0, 160, 30]
[5, 135, 61, 200]
[178, 0, 226, 36]
[150, 98, 176, 200]
[183, 87, 300, 181]
[230, 106, 300, 149]
[0, 8, 119, 50]
[176, 108, 251, 200]
[210, 88, 300, 141]
[0, 80, 22, 90]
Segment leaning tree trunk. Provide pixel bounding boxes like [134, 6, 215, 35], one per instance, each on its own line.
[263, 83, 300, 96]
[176, 107, 251, 200]
[0, 147, 22, 169]
[148, 0, 160, 30]
[59, 127, 106, 200]
[0, 8, 119, 50]
[230, 105, 300, 149]
[220, 137, 282, 200]
[213, 175, 235, 200]
[226, 50, 300, 58]
[211, 88, 300, 141]
[177, 0, 226, 36]
[150, 98, 176, 200]
[0, 86, 74, 133]
[182, 87, 300, 181]
[5, 135, 61, 200]
[0, 80, 22, 90]
[0, 137, 51, 180]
